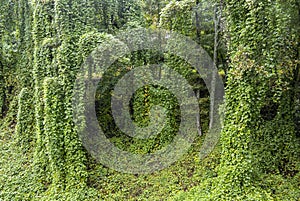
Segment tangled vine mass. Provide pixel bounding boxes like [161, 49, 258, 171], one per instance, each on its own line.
[0, 0, 299, 200]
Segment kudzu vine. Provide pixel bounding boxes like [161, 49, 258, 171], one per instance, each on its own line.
[17, 0, 142, 197]
[209, 0, 300, 200]
[1, 0, 299, 200]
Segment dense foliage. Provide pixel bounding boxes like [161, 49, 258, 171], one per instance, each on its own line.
[0, 0, 299, 200]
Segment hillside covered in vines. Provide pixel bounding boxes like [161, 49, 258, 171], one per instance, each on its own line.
[0, 0, 299, 200]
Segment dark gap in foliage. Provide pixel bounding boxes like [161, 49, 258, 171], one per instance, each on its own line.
[260, 101, 278, 121]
